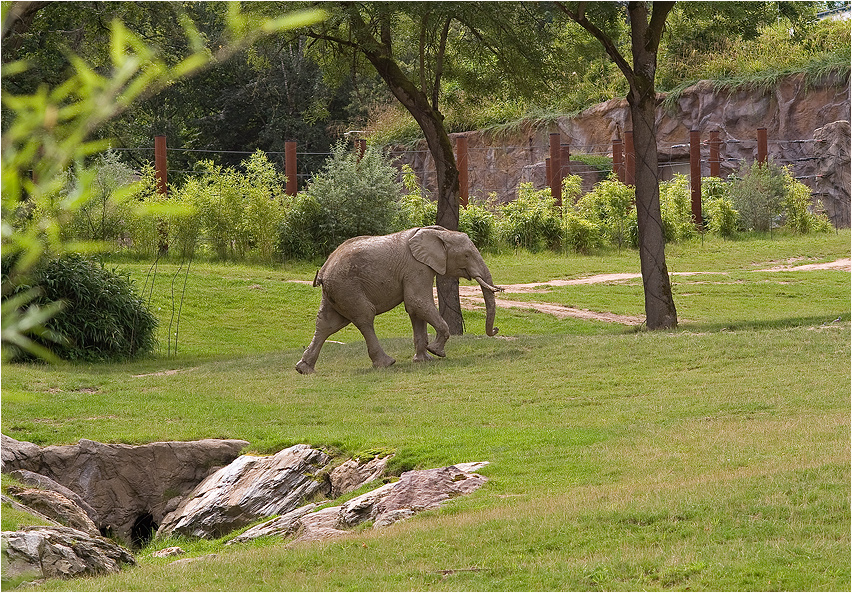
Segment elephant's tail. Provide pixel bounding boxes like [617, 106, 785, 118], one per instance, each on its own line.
[312, 269, 322, 287]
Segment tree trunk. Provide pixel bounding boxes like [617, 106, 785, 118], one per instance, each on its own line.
[628, 2, 678, 329]
[347, 8, 464, 334]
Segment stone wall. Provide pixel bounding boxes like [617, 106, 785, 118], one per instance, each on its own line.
[395, 72, 850, 226]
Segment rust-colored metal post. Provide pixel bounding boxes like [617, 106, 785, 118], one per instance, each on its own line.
[561, 143, 571, 177]
[549, 132, 562, 207]
[154, 135, 168, 196]
[709, 131, 721, 178]
[154, 135, 169, 255]
[690, 129, 703, 229]
[285, 141, 297, 196]
[456, 135, 469, 208]
[624, 130, 635, 186]
[757, 127, 768, 164]
[613, 138, 625, 183]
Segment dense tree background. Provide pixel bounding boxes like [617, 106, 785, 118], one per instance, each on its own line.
[3, 1, 845, 174]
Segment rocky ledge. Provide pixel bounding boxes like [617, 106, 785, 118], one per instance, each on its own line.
[1, 435, 488, 584]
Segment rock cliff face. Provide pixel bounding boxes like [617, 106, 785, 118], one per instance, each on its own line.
[397, 72, 850, 226]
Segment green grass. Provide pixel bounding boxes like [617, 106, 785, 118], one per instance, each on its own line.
[1, 232, 849, 591]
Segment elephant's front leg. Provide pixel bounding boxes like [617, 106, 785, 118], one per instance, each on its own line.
[409, 313, 434, 363]
[409, 303, 449, 358]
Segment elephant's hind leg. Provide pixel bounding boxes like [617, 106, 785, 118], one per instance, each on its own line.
[296, 298, 350, 374]
[353, 319, 396, 369]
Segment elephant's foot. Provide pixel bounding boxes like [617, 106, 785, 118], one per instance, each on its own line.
[426, 342, 446, 358]
[413, 351, 435, 363]
[372, 354, 396, 369]
[295, 360, 315, 374]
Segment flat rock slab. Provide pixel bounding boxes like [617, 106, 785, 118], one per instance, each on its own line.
[230, 463, 489, 546]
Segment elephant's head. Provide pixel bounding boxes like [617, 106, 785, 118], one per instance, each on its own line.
[408, 226, 502, 336]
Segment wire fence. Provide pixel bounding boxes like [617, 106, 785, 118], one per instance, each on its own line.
[114, 125, 846, 227]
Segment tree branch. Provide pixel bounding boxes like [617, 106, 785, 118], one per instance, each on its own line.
[555, 1, 635, 87]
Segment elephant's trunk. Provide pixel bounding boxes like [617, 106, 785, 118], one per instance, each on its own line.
[474, 274, 503, 337]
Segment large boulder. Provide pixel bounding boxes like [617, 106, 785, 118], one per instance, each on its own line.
[1, 526, 134, 584]
[10, 469, 98, 523]
[157, 444, 332, 539]
[1, 434, 248, 543]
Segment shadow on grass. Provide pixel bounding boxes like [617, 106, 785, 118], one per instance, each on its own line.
[676, 314, 848, 334]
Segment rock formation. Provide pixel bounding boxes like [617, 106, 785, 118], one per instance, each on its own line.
[813, 120, 851, 227]
[1, 527, 134, 583]
[1, 434, 248, 543]
[395, 72, 850, 225]
[230, 462, 489, 545]
[157, 444, 332, 539]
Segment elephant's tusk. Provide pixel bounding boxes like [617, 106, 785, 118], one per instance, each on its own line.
[474, 277, 504, 293]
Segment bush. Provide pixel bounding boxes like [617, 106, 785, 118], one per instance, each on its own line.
[396, 165, 437, 229]
[701, 177, 740, 238]
[499, 183, 562, 252]
[298, 141, 403, 252]
[459, 197, 498, 251]
[65, 150, 139, 244]
[133, 151, 287, 262]
[727, 160, 787, 232]
[278, 192, 327, 260]
[7, 255, 157, 362]
[782, 172, 832, 234]
[659, 174, 697, 242]
[562, 210, 604, 253]
[575, 178, 635, 248]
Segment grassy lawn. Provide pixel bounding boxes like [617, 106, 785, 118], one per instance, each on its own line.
[1, 231, 849, 591]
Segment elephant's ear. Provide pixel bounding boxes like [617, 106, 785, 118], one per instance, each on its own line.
[408, 227, 447, 275]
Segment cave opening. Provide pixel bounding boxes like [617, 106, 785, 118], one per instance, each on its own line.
[130, 512, 158, 548]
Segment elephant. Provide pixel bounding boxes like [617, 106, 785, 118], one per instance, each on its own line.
[296, 226, 502, 374]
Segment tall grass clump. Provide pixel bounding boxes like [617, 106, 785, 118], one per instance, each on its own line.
[2, 254, 157, 362]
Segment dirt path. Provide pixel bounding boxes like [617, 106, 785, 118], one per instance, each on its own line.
[289, 258, 850, 327]
[457, 258, 851, 326]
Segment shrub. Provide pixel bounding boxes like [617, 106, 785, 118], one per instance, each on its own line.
[279, 192, 328, 260]
[7, 255, 157, 362]
[499, 183, 562, 252]
[575, 177, 635, 248]
[561, 174, 584, 205]
[459, 197, 498, 251]
[300, 141, 402, 252]
[137, 151, 287, 262]
[396, 164, 437, 229]
[659, 173, 697, 242]
[562, 209, 604, 253]
[701, 177, 739, 237]
[727, 160, 787, 232]
[782, 172, 832, 234]
[65, 150, 139, 244]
